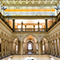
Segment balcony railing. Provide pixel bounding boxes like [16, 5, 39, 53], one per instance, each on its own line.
[15, 28, 47, 32]
[0, 12, 60, 32]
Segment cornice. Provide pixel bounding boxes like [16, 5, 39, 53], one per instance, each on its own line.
[13, 31, 48, 34]
[0, 19, 13, 34]
[48, 21, 60, 34]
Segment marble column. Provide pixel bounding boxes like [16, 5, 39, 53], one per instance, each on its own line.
[9, 41, 11, 55]
[5, 40, 6, 56]
[7, 41, 9, 55]
[1, 38, 3, 57]
[13, 19, 15, 32]
[40, 41, 42, 54]
[38, 41, 40, 54]
[45, 19, 48, 31]
[33, 25, 35, 31]
[11, 41, 13, 54]
[38, 22, 39, 31]
[21, 22, 23, 31]
[51, 41, 52, 55]
[59, 38, 60, 57]
[55, 39, 58, 56]
[25, 25, 26, 31]
[8, 41, 10, 55]
[20, 41, 23, 55]
[48, 41, 50, 54]
[15, 43, 16, 54]
[52, 40, 55, 56]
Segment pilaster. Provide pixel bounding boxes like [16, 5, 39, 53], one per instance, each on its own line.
[55, 39, 58, 57]
[51, 41, 53, 55]
[59, 38, 60, 57]
[38, 41, 40, 55]
[52, 40, 55, 56]
[20, 41, 23, 55]
[1, 38, 3, 57]
[5, 40, 6, 56]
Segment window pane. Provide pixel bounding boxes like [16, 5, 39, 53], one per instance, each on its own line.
[28, 43, 32, 50]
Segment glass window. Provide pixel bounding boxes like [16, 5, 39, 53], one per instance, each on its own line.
[43, 45, 44, 51]
[28, 43, 32, 50]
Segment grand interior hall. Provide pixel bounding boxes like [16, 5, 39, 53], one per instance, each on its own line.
[0, 0, 60, 60]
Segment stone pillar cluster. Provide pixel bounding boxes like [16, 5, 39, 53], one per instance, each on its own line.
[0, 38, 13, 58]
[48, 34, 60, 57]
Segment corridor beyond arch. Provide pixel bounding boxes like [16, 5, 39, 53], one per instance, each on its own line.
[23, 35, 38, 55]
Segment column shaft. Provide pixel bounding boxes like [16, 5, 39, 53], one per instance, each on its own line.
[13, 19, 15, 32]
[55, 39, 58, 56]
[21, 22, 23, 31]
[45, 19, 48, 31]
[59, 38, 60, 57]
[11, 42, 13, 54]
[53, 40, 55, 55]
[38, 22, 39, 31]
[1, 39, 3, 57]
[48, 41, 50, 54]
[5, 40, 6, 56]
[20, 42, 23, 55]
[38, 42, 40, 54]
[25, 25, 26, 31]
[51, 41, 52, 55]
[40, 42, 42, 54]
[33, 25, 35, 31]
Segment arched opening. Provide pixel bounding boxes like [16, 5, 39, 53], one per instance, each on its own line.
[23, 35, 38, 55]
[41, 38, 48, 54]
[13, 38, 20, 54]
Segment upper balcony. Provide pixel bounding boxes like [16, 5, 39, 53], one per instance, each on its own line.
[0, 12, 60, 32]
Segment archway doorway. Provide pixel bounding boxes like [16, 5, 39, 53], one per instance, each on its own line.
[23, 35, 38, 55]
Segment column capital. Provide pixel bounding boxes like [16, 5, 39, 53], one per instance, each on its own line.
[45, 19, 48, 31]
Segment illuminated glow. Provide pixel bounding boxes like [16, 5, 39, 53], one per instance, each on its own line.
[35, 25, 38, 28]
[8, 58, 11, 60]
[18, 25, 21, 28]
[25, 57, 36, 60]
[5, 9, 55, 12]
[27, 25, 33, 28]
[43, 45, 44, 51]
[15, 19, 45, 23]
[51, 58, 55, 60]
[16, 45, 18, 51]
[28, 43, 32, 50]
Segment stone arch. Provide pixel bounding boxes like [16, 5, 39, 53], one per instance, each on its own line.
[34, 2, 38, 4]
[23, 34, 38, 54]
[23, 34, 38, 42]
[22, 2, 26, 4]
[28, 2, 32, 4]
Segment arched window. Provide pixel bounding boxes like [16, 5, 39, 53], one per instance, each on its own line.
[28, 43, 32, 50]
[28, 42, 33, 50]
